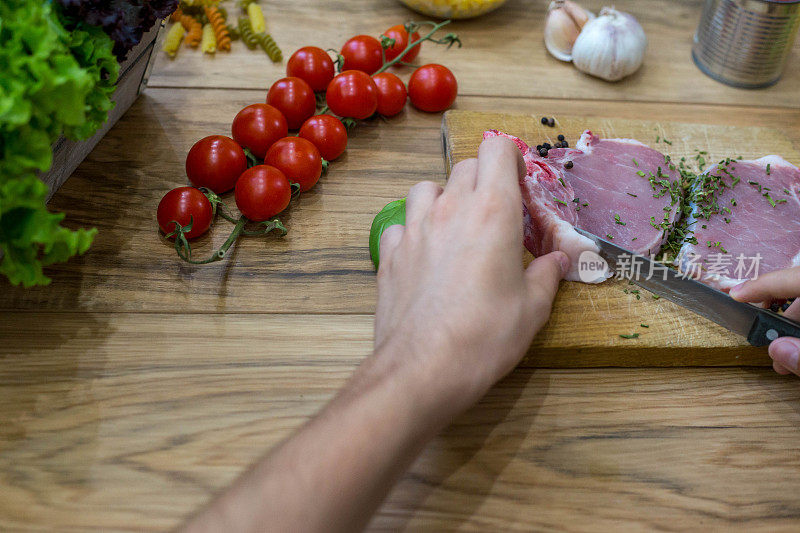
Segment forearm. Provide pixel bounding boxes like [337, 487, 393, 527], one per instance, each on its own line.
[183, 342, 463, 533]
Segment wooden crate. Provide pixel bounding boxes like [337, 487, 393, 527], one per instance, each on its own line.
[41, 23, 163, 202]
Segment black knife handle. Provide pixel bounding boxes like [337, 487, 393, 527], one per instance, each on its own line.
[747, 313, 800, 347]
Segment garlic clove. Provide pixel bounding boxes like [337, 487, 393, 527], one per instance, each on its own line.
[571, 7, 647, 81]
[544, 0, 595, 62]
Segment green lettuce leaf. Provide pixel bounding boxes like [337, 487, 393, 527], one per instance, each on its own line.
[0, 0, 117, 286]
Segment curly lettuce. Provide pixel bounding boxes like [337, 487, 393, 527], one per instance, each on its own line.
[0, 0, 119, 286]
[58, 0, 179, 61]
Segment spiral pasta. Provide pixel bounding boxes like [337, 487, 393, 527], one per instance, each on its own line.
[247, 3, 266, 33]
[162, 22, 185, 57]
[201, 23, 216, 53]
[178, 13, 202, 47]
[237, 17, 259, 50]
[256, 33, 282, 62]
[205, 5, 231, 51]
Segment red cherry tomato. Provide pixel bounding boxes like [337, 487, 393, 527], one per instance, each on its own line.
[266, 77, 316, 129]
[407, 64, 458, 113]
[372, 72, 407, 117]
[157, 187, 213, 240]
[382, 24, 421, 63]
[185, 135, 247, 193]
[231, 104, 288, 159]
[340, 35, 383, 74]
[299, 115, 348, 161]
[265, 137, 322, 192]
[325, 70, 378, 120]
[286, 46, 336, 92]
[234, 165, 291, 222]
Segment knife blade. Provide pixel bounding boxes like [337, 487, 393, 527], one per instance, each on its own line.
[573, 227, 800, 346]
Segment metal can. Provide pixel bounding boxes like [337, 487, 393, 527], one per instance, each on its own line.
[692, 0, 800, 88]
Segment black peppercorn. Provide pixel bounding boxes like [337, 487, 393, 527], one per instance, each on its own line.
[543, 142, 551, 149]
[557, 134, 565, 141]
[541, 117, 548, 125]
[538, 147, 548, 157]
[554, 142, 562, 148]
[536, 145, 542, 151]
[563, 140, 569, 147]
[547, 117, 555, 127]
[564, 160, 573, 169]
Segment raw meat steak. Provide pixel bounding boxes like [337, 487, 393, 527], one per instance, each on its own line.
[675, 156, 800, 291]
[483, 129, 681, 282]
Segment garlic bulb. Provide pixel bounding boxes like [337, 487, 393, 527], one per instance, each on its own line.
[544, 0, 594, 62]
[571, 7, 647, 81]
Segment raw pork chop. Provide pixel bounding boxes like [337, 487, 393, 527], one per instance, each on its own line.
[676, 156, 800, 290]
[483, 129, 681, 282]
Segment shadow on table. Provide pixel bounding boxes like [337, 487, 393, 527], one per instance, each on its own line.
[372, 366, 546, 530]
[0, 311, 110, 490]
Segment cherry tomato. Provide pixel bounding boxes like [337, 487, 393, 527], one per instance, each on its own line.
[234, 165, 291, 222]
[325, 70, 378, 120]
[231, 104, 288, 159]
[382, 24, 421, 63]
[372, 72, 407, 117]
[299, 115, 348, 161]
[286, 46, 336, 92]
[340, 35, 383, 74]
[157, 187, 213, 240]
[408, 64, 458, 113]
[185, 135, 247, 193]
[265, 137, 322, 192]
[266, 77, 316, 129]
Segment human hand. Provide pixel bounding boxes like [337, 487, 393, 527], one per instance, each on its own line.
[372, 136, 569, 419]
[730, 266, 800, 376]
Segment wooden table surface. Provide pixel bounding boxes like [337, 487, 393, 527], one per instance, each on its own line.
[2, 0, 800, 530]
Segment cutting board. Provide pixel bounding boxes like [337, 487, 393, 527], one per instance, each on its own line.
[442, 110, 800, 367]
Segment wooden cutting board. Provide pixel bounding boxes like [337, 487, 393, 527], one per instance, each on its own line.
[442, 110, 800, 367]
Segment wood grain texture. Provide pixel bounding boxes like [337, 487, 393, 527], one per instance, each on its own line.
[147, 0, 800, 108]
[4, 1, 800, 528]
[2, 312, 800, 531]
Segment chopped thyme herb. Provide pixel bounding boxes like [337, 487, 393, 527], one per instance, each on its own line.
[632, 237, 638, 241]
[765, 193, 776, 208]
[553, 197, 568, 206]
[652, 295, 661, 300]
[627, 192, 638, 198]
[582, 202, 588, 207]
[785, 188, 792, 195]
[614, 214, 627, 226]
[731, 199, 737, 206]
[633, 158, 639, 167]
[606, 234, 614, 240]
[663, 139, 672, 145]
[619, 333, 640, 339]
[656, 135, 660, 143]
[640, 324, 650, 328]
[766, 163, 771, 175]
[636, 170, 646, 177]
[776, 199, 787, 204]
[558, 177, 566, 187]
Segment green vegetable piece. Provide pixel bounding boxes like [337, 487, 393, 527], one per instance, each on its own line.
[369, 198, 406, 269]
[619, 333, 640, 339]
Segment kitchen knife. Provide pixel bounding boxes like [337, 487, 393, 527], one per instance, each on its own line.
[574, 227, 800, 347]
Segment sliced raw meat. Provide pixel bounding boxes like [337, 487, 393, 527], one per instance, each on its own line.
[483, 129, 680, 282]
[676, 156, 800, 291]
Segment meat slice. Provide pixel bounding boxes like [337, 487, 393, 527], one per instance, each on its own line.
[675, 156, 800, 290]
[483, 129, 680, 282]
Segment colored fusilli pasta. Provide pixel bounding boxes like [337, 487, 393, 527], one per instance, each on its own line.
[162, 22, 186, 57]
[237, 17, 259, 50]
[178, 12, 202, 47]
[247, 3, 266, 33]
[256, 33, 282, 62]
[205, 5, 231, 51]
[201, 23, 216, 53]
